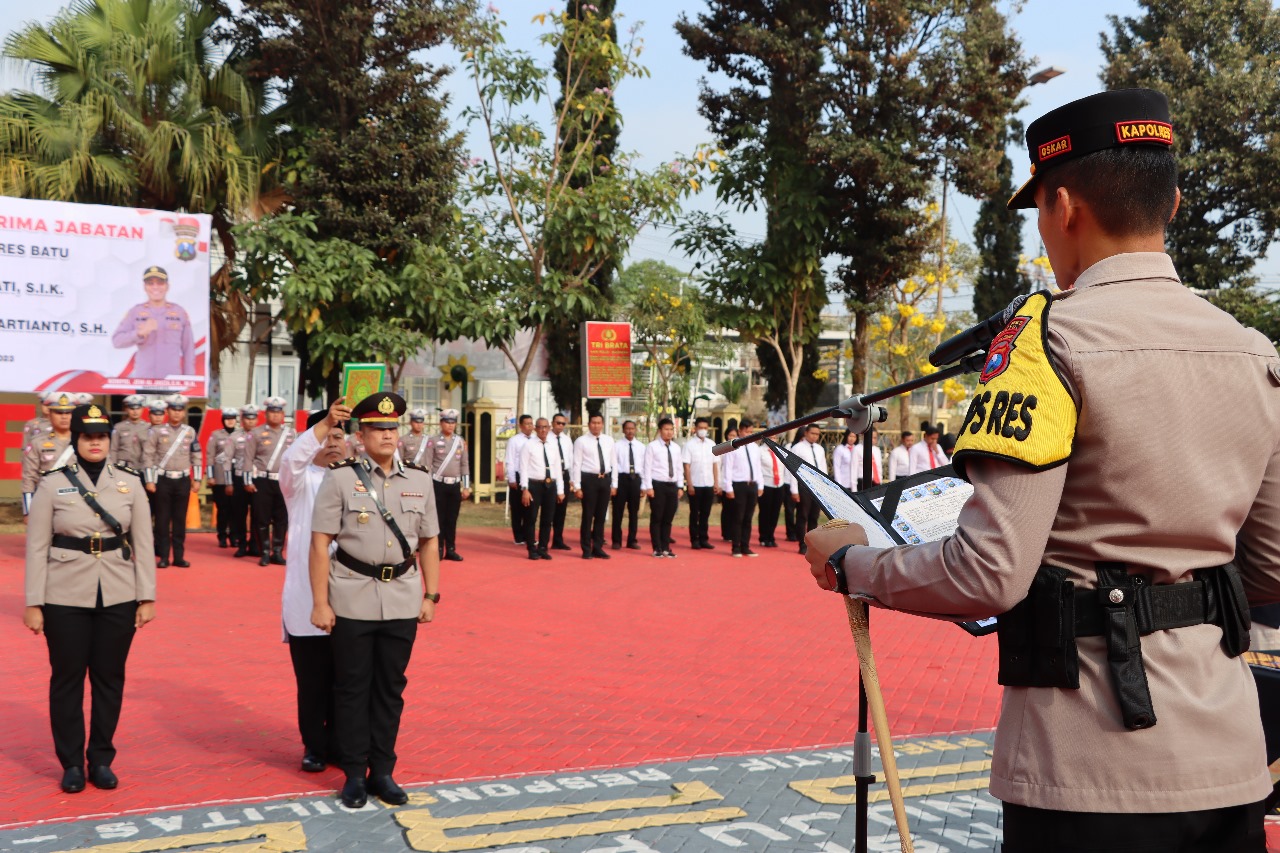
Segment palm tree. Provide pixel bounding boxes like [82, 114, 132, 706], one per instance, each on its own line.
[0, 0, 277, 367]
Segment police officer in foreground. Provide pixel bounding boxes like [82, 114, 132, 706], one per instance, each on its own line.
[109, 395, 149, 470]
[24, 404, 155, 793]
[143, 394, 201, 568]
[242, 397, 296, 566]
[206, 408, 239, 547]
[805, 89, 1280, 851]
[309, 392, 440, 809]
[427, 409, 470, 562]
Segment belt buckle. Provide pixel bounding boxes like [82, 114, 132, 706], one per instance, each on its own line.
[544, 478, 552, 484]
[89, 532, 102, 558]
[379, 565, 395, 582]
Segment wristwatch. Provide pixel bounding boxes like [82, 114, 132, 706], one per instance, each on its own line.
[424, 592, 440, 604]
[824, 545, 855, 595]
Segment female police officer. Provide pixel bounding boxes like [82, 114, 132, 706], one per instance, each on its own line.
[24, 403, 156, 793]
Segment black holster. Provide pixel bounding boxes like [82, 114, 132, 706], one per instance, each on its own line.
[997, 565, 1080, 689]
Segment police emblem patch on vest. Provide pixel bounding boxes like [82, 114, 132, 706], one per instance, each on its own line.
[952, 290, 1076, 476]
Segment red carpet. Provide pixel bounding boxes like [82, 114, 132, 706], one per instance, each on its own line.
[0, 528, 1001, 827]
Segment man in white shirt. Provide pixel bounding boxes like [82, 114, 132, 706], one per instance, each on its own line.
[887, 430, 915, 480]
[908, 422, 949, 474]
[720, 418, 763, 557]
[612, 420, 646, 550]
[757, 437, 788, 548]
[852, 427, 886, 490]
[789, 423, 828, 554]
[682, 417, 720, 550]
[642, 417, 685, 557]
[279, 397, 351, 774]
[571, 414, 617, 559]
[549, 414, 575, 551]
[519, 417, 564, 560]
[504, 415, 533, 546]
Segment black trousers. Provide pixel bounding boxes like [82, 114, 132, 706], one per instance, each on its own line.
[524, 480, 557, 551]
[783, 491, 798, 540]
[433, 481, 462, 554]
[579, 475, 611, 552]
[552, 473, 572, 546]
[1001, 800, 1267, 853]
[252, 478, 288, 551]
[153, 476, 189, 561]
[720, 494, 733, 541]
[687, 486, 714, 546]
[728, 482, 757, 553]
[211, 483, 233, 541]
[43, 596, 137, 769]
[331, 616, 416, 779]
[612, 473, 642, 547]
[231, 479, 254, 551]
[797, 491, 822, 540]
[288, 634, 336, 760]
[508, 483, 528, 544]
[649, 481, 678, 552]
[757, 485, 786, 545]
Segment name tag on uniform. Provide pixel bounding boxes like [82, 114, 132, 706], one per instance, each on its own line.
[56, 487, 78, 495]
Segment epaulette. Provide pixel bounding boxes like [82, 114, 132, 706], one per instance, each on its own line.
[113, 463, 141, 478]
[404, 461, 431, 473]
[329, 456, 359, 470]
[42, 464, 72, 477]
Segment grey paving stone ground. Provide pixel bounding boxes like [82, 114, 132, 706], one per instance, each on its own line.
[0, 732, 1001, 853]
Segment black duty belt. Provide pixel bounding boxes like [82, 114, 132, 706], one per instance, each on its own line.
[336, 547, 415, 582]
[1073, 578, 1217, 637]
[52, 533, 126, 556]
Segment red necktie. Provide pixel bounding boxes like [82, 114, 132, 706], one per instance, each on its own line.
[772, 452, 780, 486]
[929, 445, 939, 468]
[872, 450, 881, 484]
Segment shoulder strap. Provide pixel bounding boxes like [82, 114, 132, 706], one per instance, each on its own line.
[434, 435, 462, 478]
[157, 425, 190, 469]
[265, 427, 292, 471]
[412, 435, 430, 466]
[351, 462, 413, 563]
[62, 468, 132, 559]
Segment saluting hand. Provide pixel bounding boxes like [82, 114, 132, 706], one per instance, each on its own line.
[23, 606, 43, 636]
[136, 602, 156, 628]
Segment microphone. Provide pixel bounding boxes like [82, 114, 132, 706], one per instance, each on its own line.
[928, 293, 1031, 367]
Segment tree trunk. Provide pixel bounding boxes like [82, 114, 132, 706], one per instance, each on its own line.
[852, 308, 870, 393]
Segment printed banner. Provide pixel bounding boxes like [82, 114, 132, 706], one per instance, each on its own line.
[581, 321, 632, 398]
[0, 197, 212, 397]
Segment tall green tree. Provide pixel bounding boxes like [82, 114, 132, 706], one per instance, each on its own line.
[456, 6, 694, 415]
[819, 0, 1029, 392]
[230, 0, 469, 396]
[613, 260, 707, 420]
[0, 0, 269, 365]
[973, 151, 1031, 319]
[1102, 0, 1280, 288]
[544, 0, 621, 420]
[676, 0, 832, 424]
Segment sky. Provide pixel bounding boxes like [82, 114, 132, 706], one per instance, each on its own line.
[4, 0, 1277, 312]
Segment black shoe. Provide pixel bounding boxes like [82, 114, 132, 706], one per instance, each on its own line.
[653, 550, 664, 558]
[798, 544, 808, 556]
[626, 542, 642, 550]
[157, 559, 169, 568]
[582, 551, 593, 560]
[552, 542, 572, 551]
[60, 766, 85, 793]
[701, 541, 715, 550]
[248, 546, 262, 558]
[89, 765, 118, 789]
[539, 549, 552, 561]
[592, 549, 611, 560]
[528, 551, 540, 561]
[690, 542, 703, 550]
[785, 534, 798, 542]
[301, 753, 326, 773]
[270, 551, 286, 565]
[340, 775, 368, 809]
[233, 546, 248, 558]
[367, 774, 408, 806]
[762, 540, 778, 548]
[172, 559, 191, 568]
[444, 551, 464, 562]
[611, 542, 622, 550]
[217, 535, 228, 548]
[744, 549, 759, 557]
[259, 554, 271, 567]
[664, 550, 676, 558]
[731, 551, 743, 558]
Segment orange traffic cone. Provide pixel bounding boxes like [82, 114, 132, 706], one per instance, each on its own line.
[186, 490, 202, 531]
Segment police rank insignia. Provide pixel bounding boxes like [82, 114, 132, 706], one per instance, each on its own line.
[952, 290, 1076, 476]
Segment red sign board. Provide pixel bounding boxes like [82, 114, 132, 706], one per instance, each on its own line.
[581, 322, 632, 399]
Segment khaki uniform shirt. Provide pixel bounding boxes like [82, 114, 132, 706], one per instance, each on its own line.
[425, 433, 469, 484]
[26, 463, 156, 607]
[110, 419, 150, 469]
[219, 426, 253, 481]
[240, 424, 296, 480]
[143, 422, 201, 483]
[398, 431, 432, 467]
[311, 456, 440, 621]
[22, 432, 74, 496]
[110, 300, 195, 378]
[843, 253, 1280, 812]
[22, 416, 51, 445]
[205, 429, 236, 484]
